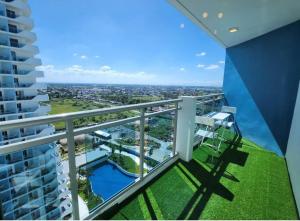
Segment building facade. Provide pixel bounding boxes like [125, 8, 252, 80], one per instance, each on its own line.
[0, 0, 71, 219]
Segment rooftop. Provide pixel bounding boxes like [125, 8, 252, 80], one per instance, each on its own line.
[98, 130, 298, 220]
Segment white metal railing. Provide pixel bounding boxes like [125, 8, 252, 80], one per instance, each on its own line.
[0, 93, 223, 220]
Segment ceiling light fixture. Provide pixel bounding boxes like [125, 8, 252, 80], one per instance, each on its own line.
[217, 12, 223, 19]
[202, 12, 208, 18]
[228, 27, 239, 33]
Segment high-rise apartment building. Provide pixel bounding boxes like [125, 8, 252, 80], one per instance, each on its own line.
[0, 0, 71, 219]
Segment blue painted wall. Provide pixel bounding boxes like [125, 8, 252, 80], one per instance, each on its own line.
[223, 20, 300, 155]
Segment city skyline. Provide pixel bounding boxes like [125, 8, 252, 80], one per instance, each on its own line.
[30, 0, 225, 86]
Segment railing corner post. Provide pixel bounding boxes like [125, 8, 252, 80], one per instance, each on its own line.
[176, 96, 197, 162]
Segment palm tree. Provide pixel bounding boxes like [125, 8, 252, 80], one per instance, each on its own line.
[117, 144, 123, 162]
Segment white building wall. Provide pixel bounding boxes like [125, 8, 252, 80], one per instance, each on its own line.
[286, 81, 300, 215]
[0, 0, 70, 220]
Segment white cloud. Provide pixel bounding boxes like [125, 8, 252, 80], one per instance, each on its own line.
[37, 64, 157, 85]
[100, 65, 112, 72]
[179, 67, 185, 72]
[219, 60, 225, 64]
[80, 55, 88, 59]
[180, 23, 185, 29]
[196, 52, 206, 57]
[95, 55, 100, 58]
[196, 64, 205, 68]
[73, 53, 78, 57]
[205, 64, 219, 70]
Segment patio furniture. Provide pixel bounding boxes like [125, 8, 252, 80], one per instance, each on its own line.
[219, 106, 237, 129]
[211, 112, 231, 150]
[195, 116, 219, 150]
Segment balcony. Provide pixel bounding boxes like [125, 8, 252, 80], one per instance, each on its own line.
[1, 0, 31, 16]
[0, 10, 33, 29]
[0, 42, 39, 55]
[0, 93, 297, 220]
[0, 56, 41, 66]
[16, 94, 49, 102]
[14, 70, 44, 77]
[10, 16, 33, 29]
[0, 69, 11, 74]
[14, 82, 40, 89]
[0, 27, 37, 42]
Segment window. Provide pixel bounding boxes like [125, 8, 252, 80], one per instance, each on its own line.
[10, 38, 19, 47]
[8, 24, 17, 33]
[6, 9, 16, 18]
[14, 78, 19, 86]
[11, 51, 16, 61]
[12, 65, 17, 74]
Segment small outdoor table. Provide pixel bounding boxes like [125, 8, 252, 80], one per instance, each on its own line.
[211, 112, 230, 150]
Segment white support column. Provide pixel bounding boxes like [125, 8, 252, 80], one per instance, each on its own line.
[175, 96, 197, 162]
[172, 102, 178, 156]
[66, 119, 80, 220]
[139, 108, 145, 179]
[286, 81, 300, 215]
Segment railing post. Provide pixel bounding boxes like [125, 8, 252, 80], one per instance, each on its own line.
[66, 119, 80, 220]
[176, 96, 197, 162]
[172, 102, 178, 156]
[139, 108, 145, 179]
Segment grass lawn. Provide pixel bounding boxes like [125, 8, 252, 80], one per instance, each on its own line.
[109, 153, 140, 174]
[49, 98, 135, 130]
[78, 178, 102, 210]
[101, 129, 298, 220]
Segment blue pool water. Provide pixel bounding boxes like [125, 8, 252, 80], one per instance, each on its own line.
[88, 162, 136, 201]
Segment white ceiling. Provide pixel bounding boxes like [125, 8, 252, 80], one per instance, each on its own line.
[169, 0, 300, 47]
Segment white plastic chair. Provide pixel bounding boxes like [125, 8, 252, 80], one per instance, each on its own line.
[195, 116, 219, 150]
[216, 106, 236, 128]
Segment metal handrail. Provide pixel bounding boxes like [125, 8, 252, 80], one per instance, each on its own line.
[0, 98, 182, 130]
[0, 93, 224, 220]
[0, 93, 223, 131]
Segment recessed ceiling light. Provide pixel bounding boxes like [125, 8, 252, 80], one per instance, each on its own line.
[228, 27, 239, 33]
[202, 12, 208, 18]
[217, 12, 223, 19]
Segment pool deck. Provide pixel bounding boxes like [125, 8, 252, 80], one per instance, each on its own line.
[78, 196, 89, 219]
[62, 148, 108, 174]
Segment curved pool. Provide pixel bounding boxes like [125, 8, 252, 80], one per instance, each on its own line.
[88, 162, 136, 201]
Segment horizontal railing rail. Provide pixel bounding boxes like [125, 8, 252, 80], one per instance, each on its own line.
[0, 93, 224, 220]
[0, 98, 182, 130]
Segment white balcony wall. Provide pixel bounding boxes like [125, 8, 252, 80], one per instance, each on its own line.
[286, 81, 300, 215]
[23, 89, 36, 97]
[21, 101, 38, 111]
[17, 74, 35, 84]
[5, 100, 16, 111]
[3, 89, 15, 100]
[3, 0, 31, 16]
[8, 128, 19, 139]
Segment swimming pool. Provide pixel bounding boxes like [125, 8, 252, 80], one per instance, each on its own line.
[88, 161, 137, 201]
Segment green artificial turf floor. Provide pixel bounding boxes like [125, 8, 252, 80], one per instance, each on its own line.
[97, 129, 298, 220]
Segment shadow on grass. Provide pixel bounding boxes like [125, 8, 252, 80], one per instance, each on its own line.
[177, 133, 248, 219]
[99, 133, 248, 220]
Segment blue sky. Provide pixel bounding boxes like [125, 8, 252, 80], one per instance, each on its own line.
[30, 0, 225, 86]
